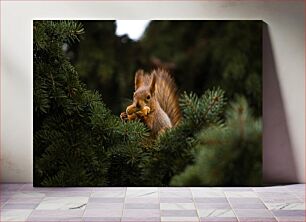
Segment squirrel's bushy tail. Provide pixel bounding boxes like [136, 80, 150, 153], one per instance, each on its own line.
[152, 69, 181, 126]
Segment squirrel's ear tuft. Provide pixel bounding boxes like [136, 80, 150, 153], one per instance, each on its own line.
[150, 72, 156, 95]
[135, 69, 144, 90]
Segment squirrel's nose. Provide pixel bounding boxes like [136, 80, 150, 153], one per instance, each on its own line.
[136, 103, 141, 109]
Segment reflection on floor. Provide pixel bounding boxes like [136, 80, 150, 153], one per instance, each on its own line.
[0, 184, 305, 221]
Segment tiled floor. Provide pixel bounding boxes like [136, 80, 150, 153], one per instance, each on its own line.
[0, 184, 304, 222]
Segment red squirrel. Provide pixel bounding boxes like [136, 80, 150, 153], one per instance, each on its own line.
[121, 69, 181, 136]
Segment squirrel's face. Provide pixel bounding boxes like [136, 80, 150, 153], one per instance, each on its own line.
[126, 70, 157, 115]
[133, 88, 153, 109]
[126, 87, 154, 115]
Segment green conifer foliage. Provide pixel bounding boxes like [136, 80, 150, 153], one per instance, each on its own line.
[170, 97, 262, 186]
[33, 21, 148, 186]
[141, 88, 226, 186]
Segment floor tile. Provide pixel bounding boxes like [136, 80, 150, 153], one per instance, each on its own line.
[200, 217, 238, 222]
[125, 197, 159, 203]
[225, 191, 258, 198]
[272, 209, 305, 217]
[160, 197, 194, 203]
[0, 209, 33, 221]
[161, 209, 198, 217]
[26, 216, 83, 221]
[190, 188, 211, 192]
[10, 191, 45, 199]
[237, 218, 277, 222]
[125, 203, 159, 209]
[160, 188, 190, 192]
[44, 191, 92, 197]
[83, 217, 121, 222]
[2, 203, 39, 209]
[6, 198, 44, 205]
[160, 203, 196, 210]
[222, 188, 252, 191]
[86, 202, 123, 209]
[285, 184, 305, 191]
[91, 189, 125, 198]
[36, 196, 88, 210]
[276, 218, 306, 222]
[29, 209, 84, 218]
[20, 184, 47, 191]
[261, 197, 302, 204]
[83, 208, 123, 217]
[198, 209, 235, 217]
[257, 192, 300, 203]
[194, 197, 228, 203]
[234, 209, 274, 218]
[191, 189, 225, 197]
[91, 187, 126, 191]
[122, 209, 160, 217]
[161, 216, 199, 222]
[122, 217, 161, 221]
[126, 188, 158, 198]
[160, 190, 192, 198]
[230, 202, 266, 209]
[252, 186, 289, 193]
[1, 196, 10, 206]
[21, 184, 92, 192]
[265, 202, 305, 210]
[292, 191, 305, 201]
[89, 197, 124, 203]
[227, 197, 262, 204]
[196, 203, 231, 209]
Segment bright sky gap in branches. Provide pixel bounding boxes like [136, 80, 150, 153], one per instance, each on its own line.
[116, 20, 151, 41]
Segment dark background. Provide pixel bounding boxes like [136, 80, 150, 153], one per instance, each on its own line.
[67, 20, 262, 117]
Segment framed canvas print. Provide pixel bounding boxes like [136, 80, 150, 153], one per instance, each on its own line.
[33, 20, 262, 187]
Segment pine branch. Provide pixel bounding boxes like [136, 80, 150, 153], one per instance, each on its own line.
[141, 88, 226, 186]
[170, 96, 262, 186]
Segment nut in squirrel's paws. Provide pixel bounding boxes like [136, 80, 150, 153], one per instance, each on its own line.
[136, 106, 151, 117]
[124, 105, 151, 120]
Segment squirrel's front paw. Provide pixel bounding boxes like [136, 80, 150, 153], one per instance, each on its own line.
[120, 112, 128, 121]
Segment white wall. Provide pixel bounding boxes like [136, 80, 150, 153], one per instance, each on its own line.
[1, 1, 305, 183]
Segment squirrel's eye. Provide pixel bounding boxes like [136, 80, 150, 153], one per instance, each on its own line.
[146, 95, 151, 100]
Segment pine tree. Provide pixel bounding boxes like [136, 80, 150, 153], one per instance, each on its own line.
[170, 96, 262, 186]
[34, 21, 148, 186]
